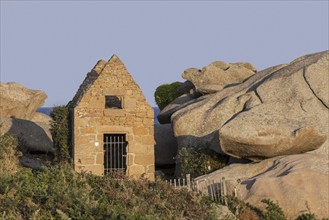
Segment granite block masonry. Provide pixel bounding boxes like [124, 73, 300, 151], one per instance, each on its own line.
[70, 55, 154, 180]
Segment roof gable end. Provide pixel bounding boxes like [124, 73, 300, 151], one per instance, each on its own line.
[70, 59, 106, 108]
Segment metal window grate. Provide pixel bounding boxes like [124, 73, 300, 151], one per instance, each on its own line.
[104, 134, 127, 176]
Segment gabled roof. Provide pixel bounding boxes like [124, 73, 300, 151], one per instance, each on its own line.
[70, 55, 122, 108]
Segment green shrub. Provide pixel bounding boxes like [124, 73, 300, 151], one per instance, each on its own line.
[50, 106, 70, 163]
[225, 195, 262, 220]
[0, 165, 218, 219]
[262, 199, 287, 220]
[177, 145, 229, 178]
[0, 134, 21, 174]
[296, 213, 317, 220]
[154, 82, 183, 110]
[295, 206, 329, 220]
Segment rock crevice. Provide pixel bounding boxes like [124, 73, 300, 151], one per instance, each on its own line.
[303, 66, 329, 109]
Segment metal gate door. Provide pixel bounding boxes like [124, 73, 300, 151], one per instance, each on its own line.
[104, 134, 127, 175]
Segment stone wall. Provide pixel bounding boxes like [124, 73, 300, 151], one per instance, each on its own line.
[72, 55, 154, 180]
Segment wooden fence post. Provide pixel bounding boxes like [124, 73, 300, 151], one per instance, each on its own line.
[211, 180, 217, 202]
[222, 177, 228, 206]
[186, 174, 191, 191]
[209, 179, 215, 201]
[220, 177, 224, 203]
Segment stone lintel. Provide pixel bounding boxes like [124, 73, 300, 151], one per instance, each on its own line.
[103, 109, 125, 117]
[103, 88, 125, 96]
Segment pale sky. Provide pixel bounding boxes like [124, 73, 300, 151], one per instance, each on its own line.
[1, 1, 328, 107]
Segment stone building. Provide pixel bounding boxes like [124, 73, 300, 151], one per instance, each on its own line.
[70, 55, 154, 180]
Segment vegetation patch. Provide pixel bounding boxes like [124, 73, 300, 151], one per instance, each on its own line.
[154, 82, 183, 110]
[177, 145, 229, 178]
[0, 134, 21, 174]
[0, 165, 218, 219]
[261, 198, 287, 220]
[50, 105, 71, 163]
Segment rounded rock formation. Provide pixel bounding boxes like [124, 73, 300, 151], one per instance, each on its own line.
[195, 154, 329, 219]
[154, 124, 178, 166]
[0, 116, 54, 153]
[172, 51, 329, 160]
[0, 82, 47, 120]
[182, 61, 256, 94]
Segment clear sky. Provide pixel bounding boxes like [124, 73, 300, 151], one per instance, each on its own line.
[1, 1, 328, 107]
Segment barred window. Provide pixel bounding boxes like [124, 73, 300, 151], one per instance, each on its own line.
[104, 134, 127, 176]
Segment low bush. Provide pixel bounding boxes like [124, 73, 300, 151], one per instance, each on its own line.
[0, 165, 218, 219]
[262, 199, 287, 220]
[225, 195, 262, 220]
[177, 145, 229, 178]
[154, 82, 183, 110]
[296, 213, 318, 220]
[219, 196, 329, 220]
[0, 134, 21, 174]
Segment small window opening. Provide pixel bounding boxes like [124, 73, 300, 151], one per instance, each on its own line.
[105, 96, 123, 109]
[104, 134, 127, 176]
